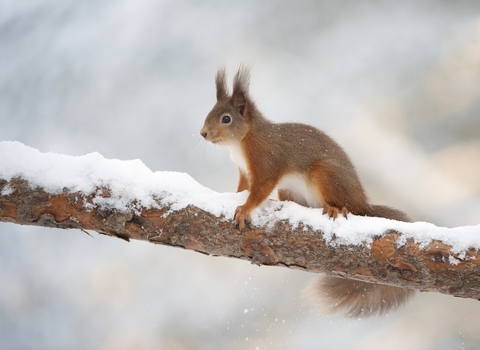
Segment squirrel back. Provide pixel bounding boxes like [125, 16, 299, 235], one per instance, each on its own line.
[200, 66, 414, 317]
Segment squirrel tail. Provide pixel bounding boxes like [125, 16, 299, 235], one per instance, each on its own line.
[307, 276, 415, 317]
[306, 204, 414, 317]
[369, 204, 410, 222]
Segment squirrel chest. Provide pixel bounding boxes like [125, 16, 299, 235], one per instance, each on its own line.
[225, 142, 248, 174]
[226, 142, 325, 209]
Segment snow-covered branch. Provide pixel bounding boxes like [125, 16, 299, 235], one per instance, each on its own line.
[1, 141, 480, 299]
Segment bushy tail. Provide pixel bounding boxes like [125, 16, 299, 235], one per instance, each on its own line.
[307, 204, 414, 317]
[370, 204, 410, 222]
[307, 276, 415, 317]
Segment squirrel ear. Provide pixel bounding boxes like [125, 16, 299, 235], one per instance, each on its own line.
[215, 67, 228, 101]
[233, 90, 247, 116]
[232, 65, 250, 116]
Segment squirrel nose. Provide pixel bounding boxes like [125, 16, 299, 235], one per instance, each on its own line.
[201, 131, 207, 138]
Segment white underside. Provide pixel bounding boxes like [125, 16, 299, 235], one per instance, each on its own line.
[226, 143, 324, 208]
[275, 173, 324, 208]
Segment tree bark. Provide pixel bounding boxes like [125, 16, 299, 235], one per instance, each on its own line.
[1, 176, 480, 300]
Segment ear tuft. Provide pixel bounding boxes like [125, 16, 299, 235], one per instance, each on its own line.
[232, 65, 251, 116]
[215, 67, 228, 101]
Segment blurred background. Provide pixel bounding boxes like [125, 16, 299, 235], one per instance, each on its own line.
[1, 0, 480, 349]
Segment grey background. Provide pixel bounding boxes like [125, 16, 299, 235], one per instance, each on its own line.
[1, 0, 480, 349]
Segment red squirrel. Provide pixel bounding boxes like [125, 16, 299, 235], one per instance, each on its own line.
[200, 66, 414, 317]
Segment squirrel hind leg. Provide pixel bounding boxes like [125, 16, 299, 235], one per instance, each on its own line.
[304, 276, 415, 318]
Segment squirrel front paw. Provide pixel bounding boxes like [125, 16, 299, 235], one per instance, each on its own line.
[234, 205, 251, 229]
[322, 204, 348, 220]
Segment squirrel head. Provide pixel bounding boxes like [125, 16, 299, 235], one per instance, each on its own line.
[200, 66, 255, 145]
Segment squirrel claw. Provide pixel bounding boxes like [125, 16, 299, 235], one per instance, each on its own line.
[234, 205, 251, 230]
[323, 204, 349, 220]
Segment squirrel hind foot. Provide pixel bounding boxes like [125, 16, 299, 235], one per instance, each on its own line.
[304, 276, 415, 318]
[322, 204, 349, 220]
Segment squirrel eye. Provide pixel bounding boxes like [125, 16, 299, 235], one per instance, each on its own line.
[221, 115, 231, 124]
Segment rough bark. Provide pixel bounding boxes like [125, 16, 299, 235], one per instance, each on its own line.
[1, 177, 480, 300]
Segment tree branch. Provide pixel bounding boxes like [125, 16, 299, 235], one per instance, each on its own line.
[1, 175, 480, 301]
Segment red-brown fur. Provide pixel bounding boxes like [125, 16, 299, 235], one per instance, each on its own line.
[237, 170, 249, 192]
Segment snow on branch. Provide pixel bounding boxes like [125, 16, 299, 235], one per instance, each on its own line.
[1, 141, 480, 299]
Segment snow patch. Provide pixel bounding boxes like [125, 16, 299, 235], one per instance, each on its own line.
[449, 255, 460, 265]
[1, 184, 13, 196]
